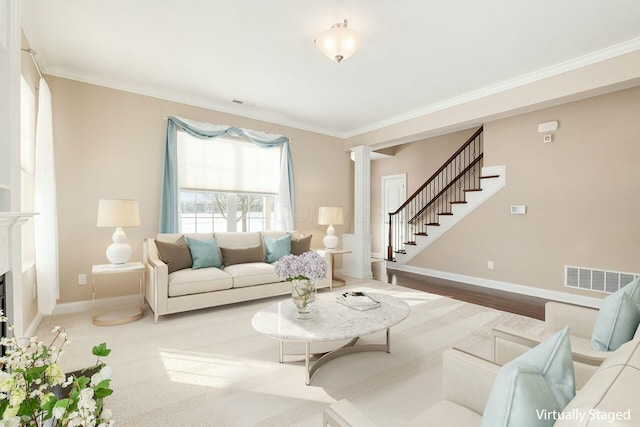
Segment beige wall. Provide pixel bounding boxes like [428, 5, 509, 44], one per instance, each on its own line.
[399, 86, 640, 298]
[48, 76, 351, 304]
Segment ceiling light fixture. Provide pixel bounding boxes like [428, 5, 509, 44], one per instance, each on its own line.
[314, 19, 361, 63]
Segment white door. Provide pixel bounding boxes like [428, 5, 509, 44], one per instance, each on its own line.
[382, 174, 406, 259]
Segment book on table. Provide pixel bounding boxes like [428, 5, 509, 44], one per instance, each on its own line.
[336, 291, 381, 311]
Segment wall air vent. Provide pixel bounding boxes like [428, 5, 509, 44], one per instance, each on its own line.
[565, 265, 638, 294]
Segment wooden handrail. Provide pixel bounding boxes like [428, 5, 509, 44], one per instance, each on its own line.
[390, 125, 483, 215]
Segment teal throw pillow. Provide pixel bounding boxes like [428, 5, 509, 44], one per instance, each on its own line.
[264, 234, 291, 263]
[591, 277, 640, 351]
[480, 326, 575, 427]
[186, 237, 222, 269]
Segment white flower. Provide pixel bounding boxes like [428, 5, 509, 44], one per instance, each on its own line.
[45, 363, 66, 386]
[52, 405, 66, 420]
[79, 387, 94, 402]
[0, 371, 15, 393]
[2, 404, 19, 419]
[8, 386, 26, 407]
[101, 408, 113, 420]
[0, 416, 20, 427]
[91, 365, 112, 386]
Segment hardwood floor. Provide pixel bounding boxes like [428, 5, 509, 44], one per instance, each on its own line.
[372, 261, 548, 320]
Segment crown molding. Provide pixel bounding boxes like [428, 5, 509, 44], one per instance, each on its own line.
[42, 37, 640, 141]
[343, 37, 640, 139]
[42, 66, 347, 139]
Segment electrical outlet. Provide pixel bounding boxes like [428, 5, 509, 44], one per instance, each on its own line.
[488, 261, 494, 270]
[78, 273, 87, 286]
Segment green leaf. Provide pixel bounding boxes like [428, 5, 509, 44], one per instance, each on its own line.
[92, 342, 111, 357]
[0, 399, 9, 418]
[76, 376, 90, 389]
[54, 398, 70, 409]
[94, 388, 113, 399]
[94, 379, 111, 390]
[41, 395, 58, 412]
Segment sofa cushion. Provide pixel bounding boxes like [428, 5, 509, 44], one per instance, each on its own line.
[186, 236, 222, 269]
[592, 278, 640, 351]
[224, 262, 282, 288]
[291, 234, 312, 255]
[220, 245, 264, 266]
[264, 234, 291, 263]
[168, 267, 232, 297]
[155, 235, 192, 273]
[556, 339, 640, 427]
[481, 326, 575, 427]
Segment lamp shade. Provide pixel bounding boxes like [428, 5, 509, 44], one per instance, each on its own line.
[318, 207, 344, 225]
[97, 199, 140, 227]
[315, 19, 361, 63]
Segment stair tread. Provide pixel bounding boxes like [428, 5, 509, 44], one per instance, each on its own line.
[426, 222, 440, 226]
[414, 232, 428, 236]
[449, 201, 467, 204]
[463, 188, 483, 192]
[404, 241, 417, 245]
[438, 212, 454, 216]
[480, 175, 500, 179]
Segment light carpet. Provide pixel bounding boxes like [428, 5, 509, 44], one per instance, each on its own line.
[35, 279, 544, 426]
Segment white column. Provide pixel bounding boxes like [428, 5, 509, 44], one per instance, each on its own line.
[343, 145, 373, 279]
[0, 1, 25, 335]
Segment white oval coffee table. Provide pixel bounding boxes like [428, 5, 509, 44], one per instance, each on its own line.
[252, 292, 411, 385]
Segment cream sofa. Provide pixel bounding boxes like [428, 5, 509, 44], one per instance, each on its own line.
[143, 231, 329, 321]
[324, 339, 640, 426]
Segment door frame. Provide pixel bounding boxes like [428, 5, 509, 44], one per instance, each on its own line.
[381, 173, 407, 259]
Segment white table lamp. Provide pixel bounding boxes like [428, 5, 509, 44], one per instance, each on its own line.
[97, 199, 140, 266]
[318, 207, 344, 250]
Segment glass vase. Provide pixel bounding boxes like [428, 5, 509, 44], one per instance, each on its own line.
[291, 278, 317, 318]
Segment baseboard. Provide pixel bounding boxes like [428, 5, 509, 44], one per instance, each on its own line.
[387, 263, 603, 309]
[53, 294, 141, 316]
[24, 313, 43, 337]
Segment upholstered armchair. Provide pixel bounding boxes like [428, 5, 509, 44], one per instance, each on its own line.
[492, 301, 611, 388]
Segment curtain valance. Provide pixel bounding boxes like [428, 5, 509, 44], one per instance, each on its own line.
[159, 116, 295, 232]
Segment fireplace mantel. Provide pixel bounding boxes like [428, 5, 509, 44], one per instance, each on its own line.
[0, 212, 38, 276]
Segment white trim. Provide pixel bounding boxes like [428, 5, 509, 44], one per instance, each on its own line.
[387, 263, 603, 309]
[24, 312, 43, 337]
[41, 67, 345, 138]
[52, 294, 141, 316]
[344, 37, 640, 138]
[381, 173, 407, 259]
[40, 38, 640, 139]
[370, 252, 384, 260]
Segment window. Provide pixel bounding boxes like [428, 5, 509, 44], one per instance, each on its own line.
[177, 130, 280, 232]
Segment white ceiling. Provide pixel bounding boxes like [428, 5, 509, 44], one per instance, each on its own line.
[20, 0, 640, 138]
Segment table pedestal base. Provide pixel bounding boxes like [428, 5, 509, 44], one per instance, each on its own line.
[279, 328, 391, 385]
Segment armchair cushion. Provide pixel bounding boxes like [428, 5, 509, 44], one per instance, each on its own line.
[186, 237, 222, 269]
[591, 278, 640, 351]
[481, 326, 575, 427]
[263, 234, 291, 263]
[155, 235, 192, 273]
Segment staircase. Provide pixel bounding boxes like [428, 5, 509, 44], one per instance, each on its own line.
[386, 126, 505, 265]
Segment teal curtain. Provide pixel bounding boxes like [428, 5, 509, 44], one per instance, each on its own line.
[159, 116, 295, 233]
